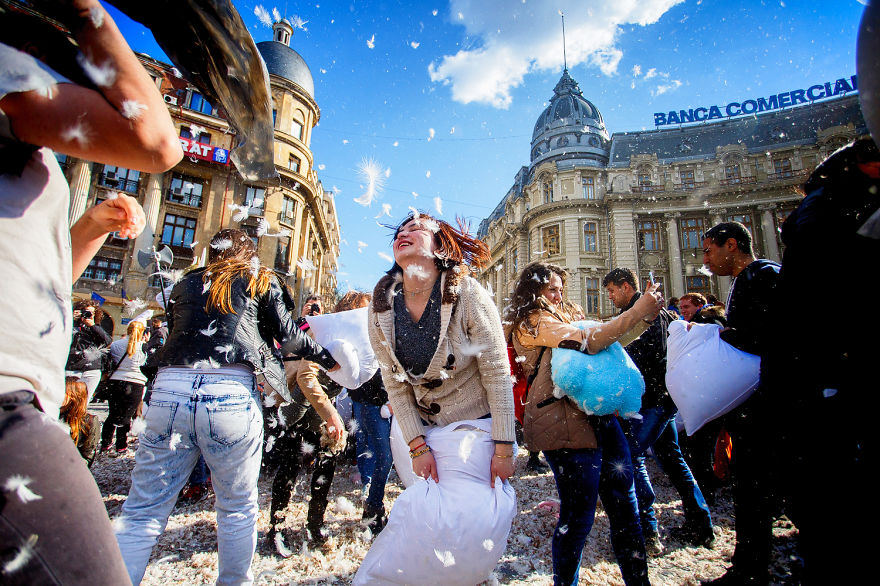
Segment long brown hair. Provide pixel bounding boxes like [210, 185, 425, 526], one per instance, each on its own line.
[503, 261, 568, 337]
[334, 290, 371, 312]
[126, 321, 146, 357]
[384, 211, 490, 273]
[61, 377, 90, 443]
[203, 229, 273, 314]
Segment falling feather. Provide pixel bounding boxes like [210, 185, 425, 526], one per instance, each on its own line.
[61, 118, 90, 145]
[199, 320, 218, 336]
[434, 549, 455, 567]
[77, 53, 116, 87]
[120, 100, 147, 120]
[698, 265, 713, 276]
[482, 539, 495, 551]
[168, 433, 182, 450]
[265, 435, 276, 453]
[458, 431, 476, 462]
[427, 128, 435, 141]
[297, 257, 316, 273]
[89, 6, 104, 28]
[250, 256, 261, 278]
[272, 7, 281, 21]
[357, 241, 368, 252]
[354, 158, 386, 206]
[111, 515, 127, 533]
[3, 534, 37, 574]
[254, 5, 272, 27]
[374, 203, 392, 219]
[426, 170, 431, 178]
[405, 264, 430, 279]
[378, 252, 393, 263]
[411, 191, 419, 198]
[433, 197, 443, 215]
[458, 340, 487, 357]
[4, 475, 42, 504]
[256, 218, 270, 237]
[301, 441, 315, 455]
[152, 268, 184, 285]
[274, 532, 293, 557]
[366, 35, 376, 49]
[214, 344, 233, 358]
[229, 204, 249, 222]
[410, 41, 420, 49]
[211, 238, 233, 251]
[192, 357, 221, 369]
[123, 297, 148, 317]
[291, 15, 309, 31]
[202, 280, 212, 294]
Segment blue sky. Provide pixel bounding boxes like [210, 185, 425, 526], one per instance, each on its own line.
[107, 0, 867, 291]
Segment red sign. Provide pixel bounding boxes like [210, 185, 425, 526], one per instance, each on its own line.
[178, 136, 229, 165]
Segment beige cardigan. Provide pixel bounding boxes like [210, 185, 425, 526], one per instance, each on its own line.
[368, 267, 515, 444]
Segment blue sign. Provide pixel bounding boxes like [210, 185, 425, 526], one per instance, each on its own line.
[213, 148, 229, 164]
[653, 75, 858, 126]
[91, 292, 106, 305]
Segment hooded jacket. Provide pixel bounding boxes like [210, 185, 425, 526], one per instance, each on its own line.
[157, 268, 336, 400]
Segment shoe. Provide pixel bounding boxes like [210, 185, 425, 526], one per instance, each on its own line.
[100, 444, 112, 453]
[363, 505, 387, 536]
[674, 524, 716, 549]
[116, 446, 128, 455]
[179, 483, 208, 505]
[526, 456, 549, 472]
[644, 530, 664, 557]
[268, 527, 294, 558]
[306, 524, 327, 547]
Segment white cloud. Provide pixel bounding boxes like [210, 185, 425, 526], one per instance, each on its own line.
[653, 79, 683, 96]
[429, 0, 683, 108]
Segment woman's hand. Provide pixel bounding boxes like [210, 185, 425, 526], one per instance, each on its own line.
[412, 451, 439, 482]
[634, 281, 664, 321]
[490, 444, 515, 487]
[83, 194, 146, 239]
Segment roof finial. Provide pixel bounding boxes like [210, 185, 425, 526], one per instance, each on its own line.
[560, 11, 567, 72]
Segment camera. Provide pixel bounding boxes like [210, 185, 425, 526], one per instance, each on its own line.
[307, 304, 321, 316]
[82, 310, 93, 320]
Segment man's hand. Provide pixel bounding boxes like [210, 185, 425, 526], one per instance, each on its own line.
[635, 281, 664, 321]
[326, 411, 345, 443]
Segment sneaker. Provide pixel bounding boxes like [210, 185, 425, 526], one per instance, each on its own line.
[526, 456, 549, 472]
[363, 506, 387, 536]
[100, 444, 112, 453]
[644, 531, 665, 557]
[116, 446, 128, 455]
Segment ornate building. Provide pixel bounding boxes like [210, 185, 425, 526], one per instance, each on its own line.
[67, 20, 339, 335]
[477, 69, 866, 318]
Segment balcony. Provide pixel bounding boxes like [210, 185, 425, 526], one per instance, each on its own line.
[767, 169, 808, 182]
[277, 211, 296, 225]
[719, 176, 758, 187]
[631, 184, 665, 193]
[166, 189, 202, 208]
[99, 173, 140, 194]
[678, 181, 706, 191]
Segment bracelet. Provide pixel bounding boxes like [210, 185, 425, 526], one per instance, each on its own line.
[408, 441, 426, 453]
[493, 453, 513, 458]
[410, 446, 431, 459]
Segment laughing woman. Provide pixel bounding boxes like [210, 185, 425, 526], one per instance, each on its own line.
[356, 212, 516, 584]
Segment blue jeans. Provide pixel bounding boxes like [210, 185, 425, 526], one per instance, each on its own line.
[625, 404, 712, 535]
[353, 401, 393, 512]
[544, 416, 649, 586]
[116, 368, 263, 585]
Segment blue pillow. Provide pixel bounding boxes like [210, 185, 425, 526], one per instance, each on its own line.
[550, 320, 645, 417]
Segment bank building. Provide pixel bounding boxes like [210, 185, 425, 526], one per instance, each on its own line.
[476, 69, 866, 318]
[62, 19, 340, 335]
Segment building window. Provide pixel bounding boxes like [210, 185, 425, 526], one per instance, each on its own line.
[680, 169, 696, 189]
[686, 276, 712, 299]
[725, 164, 742, 184]
[280, 196, 296, 224]
[161, 213, 197, 247]
[726, 213, 753, 235]
[584, 277, 599, 316]
[180, 127, 211, 143]
[272, 109, 277, 127]
[542, 179, 554, 204]
[188, 92, 213, 115]
[274, 236, 291, 272]
[582, 177, 595, 199]
[288, 155, 301, 173]
[149, 274, 174, 289]
[82, 256, 122, 283]
[241, 224, 259, 247]
[291, 119, 303, 140]
[244, 186, 265, 210]
[511, 248, 519, 273]
[100, 165, 140, 193]
[583, 221, 598, 252]
[541, 224, 560, 256]
[638, 172, 652, 187]
[774, 158, 793, 178]
[168, 174, 204, 207]
[638, 220, 661, 251]
[680, 218, 706, 249]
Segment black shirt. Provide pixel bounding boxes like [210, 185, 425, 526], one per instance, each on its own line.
[393, 277, 442, 376]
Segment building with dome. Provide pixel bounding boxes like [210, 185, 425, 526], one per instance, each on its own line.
[477, 69, 866, 318]
[65, 19, 340, 335]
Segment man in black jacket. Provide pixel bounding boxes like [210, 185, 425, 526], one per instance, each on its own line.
[701, 222, 780, 586]
[65, 299, 113, 401]
[604, 268, 714, 556]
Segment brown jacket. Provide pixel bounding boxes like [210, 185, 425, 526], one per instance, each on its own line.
[514, 302, 652, 452]
[368, 267, 515, 444]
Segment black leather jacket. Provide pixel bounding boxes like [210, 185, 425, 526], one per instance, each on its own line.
[65, 323, 112, 371]
[157, 268, 337, 400]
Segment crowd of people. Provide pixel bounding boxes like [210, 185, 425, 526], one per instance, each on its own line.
[1, 2, 876, 585]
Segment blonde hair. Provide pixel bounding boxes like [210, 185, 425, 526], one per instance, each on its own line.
[204, 229, 273, 314]
[126, 321, 146, 357]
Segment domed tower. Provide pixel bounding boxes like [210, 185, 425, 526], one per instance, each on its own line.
[530, 69, 610, 168]
[254, 20, 339, 302]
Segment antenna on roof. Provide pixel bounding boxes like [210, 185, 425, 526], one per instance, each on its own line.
[560, 11, 567, 71]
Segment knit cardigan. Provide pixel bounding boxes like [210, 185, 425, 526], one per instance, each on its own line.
[368, 267, 515, 444]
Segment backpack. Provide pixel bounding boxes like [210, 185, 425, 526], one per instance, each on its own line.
[507, 338, 546, 424]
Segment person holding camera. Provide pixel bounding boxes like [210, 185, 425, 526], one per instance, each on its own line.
[65, 299, 113, 401]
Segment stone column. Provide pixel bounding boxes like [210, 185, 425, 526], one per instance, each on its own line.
[759, 205, 781, 262]
[665, 213, 684, 298]
[126, 172, 165, 300]
[68, 160, 93, 224]
[711, 210, 731, 300]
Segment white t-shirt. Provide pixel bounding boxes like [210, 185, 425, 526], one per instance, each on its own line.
[108, 338, 148, 385]
[0, 42, 73, 418]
